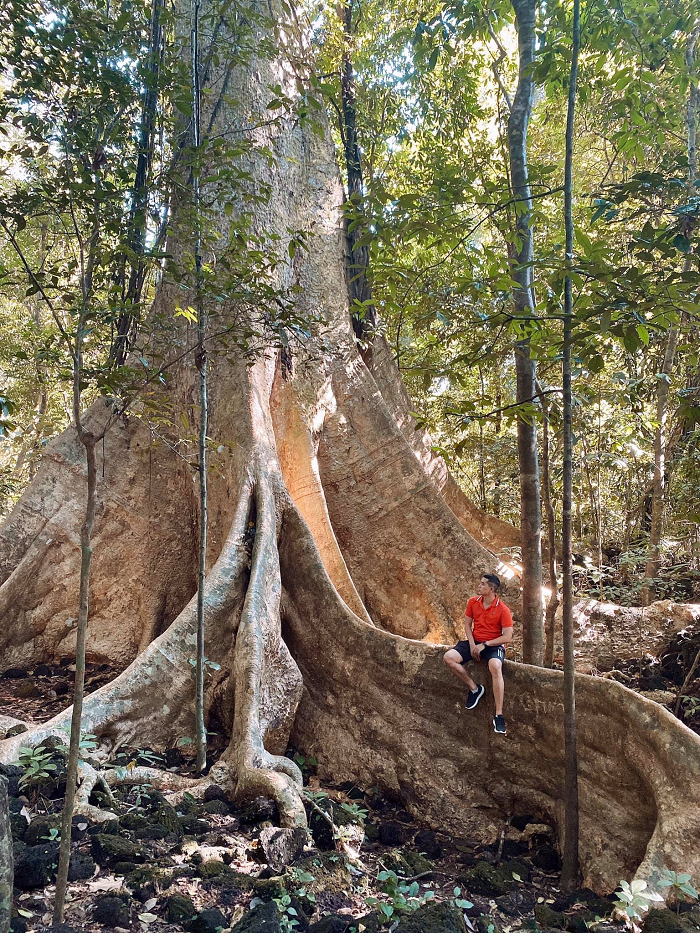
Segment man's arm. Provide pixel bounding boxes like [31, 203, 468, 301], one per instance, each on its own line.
[482, 626, 513, 648]
[464, 615, 476, 647]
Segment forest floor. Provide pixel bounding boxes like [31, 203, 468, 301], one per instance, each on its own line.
[1, 661, 699, 933]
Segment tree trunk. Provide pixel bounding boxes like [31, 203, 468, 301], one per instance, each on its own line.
[536, 380, 558, 668]
[0, 775, 11, 933]
[508, 0, 543, 665]
[642, 23, 699, 602]
[561, 0, 581, 893]
[0, 0, 699, 902]
[338, 0, 375, 340]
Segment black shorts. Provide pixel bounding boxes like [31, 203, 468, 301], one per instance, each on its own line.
[453, 641, 505, 664]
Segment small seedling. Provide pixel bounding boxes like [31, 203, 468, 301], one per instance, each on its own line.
[614, 879, 664, 920]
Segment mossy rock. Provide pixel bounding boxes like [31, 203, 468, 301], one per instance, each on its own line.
[642, 909, 699, 933]
[382, 850, 411, 875]
[230, 900, 284, 933]
[499, 859, 531, 883]
[154, 802, 183, 836]
[92, 832, 146, 865]
[403, 851, 434, 875]
[460, 861, 515, 898]
[394, 902, 468, 933]
[349, 911, 383, 933]
[199, 859, 229, 878]
[202, 798, 230, 816]
[535, 905, 568, 929]
[294, 853, 352, 897]
[564, 889, 613, 918]
[166, 893, 197, 922]
[364, 824, 380, 842]
[25, 815, 62, 846]
[253, 877, 287, 900]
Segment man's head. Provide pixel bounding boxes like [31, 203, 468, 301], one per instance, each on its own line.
[478, 573, 501, 595]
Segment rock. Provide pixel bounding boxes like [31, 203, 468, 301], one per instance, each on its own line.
[68, 850, 96, 881]
[394, 902, 468, 933]
[378, 821, 404, 846]
[564, 889, 613, 917]
[10, 801, 29, 842]
[136, 823, 168, 841]
[229, 901, 283, 933]
[10, 917, 28, 933]
[259, 826, 307, 872]
[403, 850, 434, 874]
[0, 763, 23, 797]
[25, 814, 62, 846]
[34, 663, 52, 677]
[113, 860, 140, 875]
[307, 915, 350, 933]
[459, 861, 515, 897]
[14, 841, 60, 889]
[92, 833, 146, 865]
[413, 829, 442, 859]
[241, 797, 278, 825]
[15, 681, 41, 699]
[188, 907, 230, 933]
[154, 802, 183, 836]
[203, 798, 231, 816]
[474, 919, 503, 933]
[166, 893, 197, 923]
[2, 668, 27, 678]
[531, 844, 561, 871]
[642, 909, 698, 933]
[353, 911, 384, 933]
[204, 784, 231, 804]
[164, 747, 185, 768]
[500, 858, 531, 882]
[364, 823, 380, 842]
[89, 819, 120, 835]
[93, 894, 130, 927]
[495, 889, 536, 915]
[522, 822, 554, 845]
[71, 815, 89, 841]
[178, 813, 212, 836]
[535, 905, 568, 929]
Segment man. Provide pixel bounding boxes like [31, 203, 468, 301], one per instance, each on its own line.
[443, 573, 513, 735]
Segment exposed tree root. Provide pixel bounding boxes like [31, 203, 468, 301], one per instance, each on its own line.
[278, 502, 700, 894]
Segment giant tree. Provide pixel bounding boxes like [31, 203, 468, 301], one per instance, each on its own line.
[0, 0, 699, 901]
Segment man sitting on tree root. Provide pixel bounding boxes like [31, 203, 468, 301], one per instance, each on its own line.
[443, 573, 513, 735]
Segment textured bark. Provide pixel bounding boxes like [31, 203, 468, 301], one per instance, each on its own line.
[508, 0, 543, 664]
[0, 0, 699, 901]
[0, 776, 11, 933]
[642, 24, 699, 602]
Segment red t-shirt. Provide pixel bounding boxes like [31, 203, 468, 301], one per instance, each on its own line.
[465, 595, 513, 643]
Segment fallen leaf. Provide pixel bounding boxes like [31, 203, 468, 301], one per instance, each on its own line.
[143, 898, 158, 911]
[87, 876, 124, 892]
[138, 913, 158, 923]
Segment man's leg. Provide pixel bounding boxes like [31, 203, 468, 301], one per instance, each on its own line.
[488, 657, 505, 715]
[444, 649, 478, 691]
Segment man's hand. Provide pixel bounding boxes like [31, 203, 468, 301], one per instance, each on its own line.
[471, 643, 484, 661]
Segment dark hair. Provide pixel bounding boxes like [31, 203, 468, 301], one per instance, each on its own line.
[482, 573, 501, 592]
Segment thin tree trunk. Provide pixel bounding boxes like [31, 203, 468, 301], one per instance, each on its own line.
[54, 178, 103, 926]
[508, 0, 543, 665]
[561, 0, 581, 894]
[192, 0, 208, 775]
[0, 774, 11, 933]
[536, 380, 559, 668]
[643, 23, 699, 603]
[111, 0, 164, 365]
[338, 0, 376, 339]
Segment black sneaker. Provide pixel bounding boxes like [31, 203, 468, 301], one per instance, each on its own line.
[465, 684, 485, 710]
[493, 714, 507, 735]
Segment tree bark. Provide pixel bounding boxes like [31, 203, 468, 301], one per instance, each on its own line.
[0, 775, 11, 933]
[642, 23, 699, 603]
[561, 0, 581, 894]
[508, 0, 543, 665]
[536, 380, 558, 668]
[338, 0, 376, 340]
